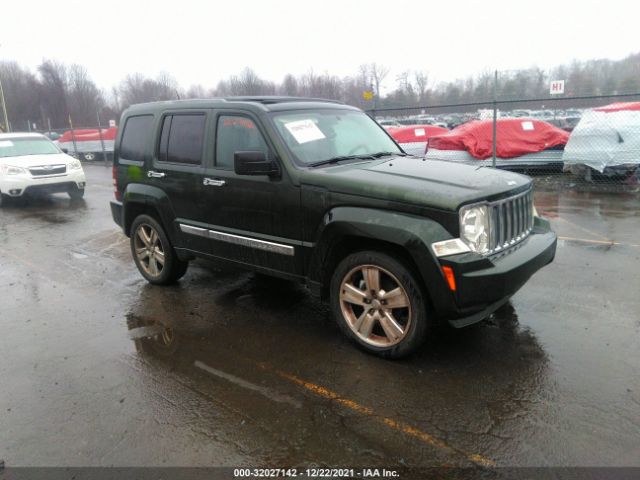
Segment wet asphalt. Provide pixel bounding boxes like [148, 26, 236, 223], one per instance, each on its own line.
[0, 165, 639, 473]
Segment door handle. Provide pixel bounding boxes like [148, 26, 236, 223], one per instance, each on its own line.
[147, 170, 166, 178]
[203, 178, 226, 187]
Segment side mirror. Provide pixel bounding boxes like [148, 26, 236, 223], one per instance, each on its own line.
[234, 151, 279, 176]
[61, 148, 68, 154]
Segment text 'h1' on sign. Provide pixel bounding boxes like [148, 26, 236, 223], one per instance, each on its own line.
[549, 80, 565, 95]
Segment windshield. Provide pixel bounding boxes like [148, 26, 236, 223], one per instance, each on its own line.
[271, 109, 402, 165]
[0, 137, 61, 158]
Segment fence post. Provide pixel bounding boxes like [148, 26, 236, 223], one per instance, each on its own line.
[27, 120, 31, 132]
[68, 115, 79, 160]
[96, 111, 107, 167]
[47, 118, 52, 136]
[492, 70, 498, 168]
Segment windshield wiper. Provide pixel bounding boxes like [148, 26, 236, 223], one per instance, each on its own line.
[369, 151, 408, 158]
[308, 155, 376, 168]
[308, 151, 408, 168]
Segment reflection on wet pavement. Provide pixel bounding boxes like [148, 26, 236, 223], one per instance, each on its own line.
[0, 165, 638, 470]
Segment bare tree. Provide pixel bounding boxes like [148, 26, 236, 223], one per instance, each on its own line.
[185, 84, 208, 99]
[38, 60, 69, 128]
[156, 71, 181, 99]
[280, 74, 299, 96]
[369, 62, 390, 98]
[225, 67, 275, 96]
[67, 64, 105, 125]
[0, 61, 41, 130]
[414, 71, 429, 103]
[117, 72, 180, 109]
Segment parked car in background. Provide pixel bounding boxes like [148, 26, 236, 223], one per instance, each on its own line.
[425, 118, 569, 171]
[376, 118, 403, 129]
[43, 131, 61, 141]
[0, 133, 86, 205]
[398, 117, 448, 128]
[563, 102, 640, 181]
[387, 124, 449, 156]
[57, 127, 117, 161]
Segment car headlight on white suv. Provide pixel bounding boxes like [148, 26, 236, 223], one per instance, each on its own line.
[459, 204, 490, 254]
[68, 160, 82, 170]
[0, 164, 28, 176]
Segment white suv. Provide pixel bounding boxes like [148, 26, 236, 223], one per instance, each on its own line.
[0, 132, 86, 206]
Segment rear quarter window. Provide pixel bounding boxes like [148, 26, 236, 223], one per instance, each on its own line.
[119, 115, 154, 162]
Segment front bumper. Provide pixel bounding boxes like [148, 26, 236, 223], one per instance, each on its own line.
[438, 216, 557, 327]
[0, 169, 86, 197]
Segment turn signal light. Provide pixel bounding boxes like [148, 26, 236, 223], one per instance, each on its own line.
[441, 266, 457, 292]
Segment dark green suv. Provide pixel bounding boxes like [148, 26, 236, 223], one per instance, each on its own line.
[110, 97, 556, 358]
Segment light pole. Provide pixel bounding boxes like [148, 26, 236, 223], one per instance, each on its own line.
[0, 44, 9, 132]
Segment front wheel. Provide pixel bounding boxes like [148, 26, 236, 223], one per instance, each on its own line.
[130, 214, 189, 285]
[330, 251, 430, 359]
[68, 188, 85, 200]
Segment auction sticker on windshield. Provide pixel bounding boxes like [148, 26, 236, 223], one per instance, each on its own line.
[284, 119, 325, 144]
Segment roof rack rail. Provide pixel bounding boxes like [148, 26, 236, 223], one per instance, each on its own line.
[224, 96, 344, 105]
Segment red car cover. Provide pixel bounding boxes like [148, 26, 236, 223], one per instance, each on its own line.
[593, 102, 640, 113]
[387, 125, 448, 143]
[427, 119, 569, 160]
[59, 127, 118, 143]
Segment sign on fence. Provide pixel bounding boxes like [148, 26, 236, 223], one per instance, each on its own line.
[550, 80, 565, 95]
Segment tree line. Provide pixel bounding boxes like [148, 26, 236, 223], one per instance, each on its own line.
[1, 52, 639, 130]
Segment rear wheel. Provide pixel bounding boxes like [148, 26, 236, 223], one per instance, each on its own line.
[330, 251, 430, 358]
[130, 214, 189, 285]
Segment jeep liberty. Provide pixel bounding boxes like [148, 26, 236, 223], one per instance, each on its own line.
[110, 97, 557, 358]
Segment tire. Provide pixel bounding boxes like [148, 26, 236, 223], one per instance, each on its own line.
[330, 251, 430, 359]
[0, 193, 7, 208]
[130, 214, 189, 285]
[68, 188, 85, 200]
[140, 324, 181, 358]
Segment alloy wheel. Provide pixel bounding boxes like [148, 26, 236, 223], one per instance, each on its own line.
[134, 223, 165, 278]
[339, 264, 412, 347]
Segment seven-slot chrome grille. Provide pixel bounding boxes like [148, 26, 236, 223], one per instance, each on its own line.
[488, 188, 534, 254]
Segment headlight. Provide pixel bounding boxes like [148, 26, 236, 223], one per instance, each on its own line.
[459, 204, 490, 254]
[0, 165, 27, 175]
[68, 160, 82, 170]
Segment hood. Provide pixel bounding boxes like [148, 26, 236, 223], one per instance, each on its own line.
[0, 153, 75, 168]
[303, 156, 531, 211]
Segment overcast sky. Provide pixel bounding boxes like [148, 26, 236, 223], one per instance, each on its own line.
[1, 0, 638, 92]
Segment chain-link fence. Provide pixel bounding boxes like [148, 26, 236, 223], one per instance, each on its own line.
[5, 94, 640, 193]
[36, 124, 116, 164]
[371, 93, 640, 192]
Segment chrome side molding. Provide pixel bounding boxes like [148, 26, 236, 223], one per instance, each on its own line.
[179, 223, 295, 256]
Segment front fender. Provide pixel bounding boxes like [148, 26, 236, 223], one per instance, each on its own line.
[307, 206, 456, 314]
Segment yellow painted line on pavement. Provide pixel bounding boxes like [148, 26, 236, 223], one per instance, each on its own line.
[553, 216, 611, 241]
[272, 367, 496, 467]
[558, 236, 640, 248]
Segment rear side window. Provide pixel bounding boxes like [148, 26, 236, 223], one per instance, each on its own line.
[119, 115, 153, 161]
[158, 114, 205, 165]
[215, 115, 269, 169]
